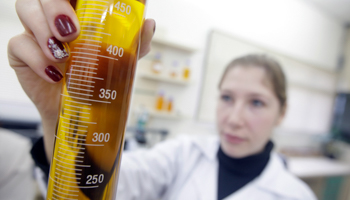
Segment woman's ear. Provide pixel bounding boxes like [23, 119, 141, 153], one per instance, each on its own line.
[276, 104, 287, 126]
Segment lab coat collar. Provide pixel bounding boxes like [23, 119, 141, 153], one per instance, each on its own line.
[254, 153, 301, 198]
[190, 136, 312, 200]
[252, 153, 308, 199]
[223, 153, 302, 200]
[192, 135, 220, 161]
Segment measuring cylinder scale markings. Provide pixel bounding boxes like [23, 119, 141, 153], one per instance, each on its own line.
[47, 0, 146, 199]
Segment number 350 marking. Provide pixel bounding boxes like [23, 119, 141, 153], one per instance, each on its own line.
[99, 89, 117, 100]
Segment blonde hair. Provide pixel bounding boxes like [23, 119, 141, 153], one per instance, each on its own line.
[219, 54, 287, 108]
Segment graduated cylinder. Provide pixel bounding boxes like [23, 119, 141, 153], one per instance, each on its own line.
[46, 0, 146, 199]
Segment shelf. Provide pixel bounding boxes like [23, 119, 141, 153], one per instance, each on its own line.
[152, 37, 197, 53]
[149, 109, 185, 120]
[132, 108, 185, 120]
[138, 71, 191, 86]
[131, 36, 195, 123]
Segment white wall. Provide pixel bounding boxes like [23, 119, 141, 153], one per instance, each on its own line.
[0, 1, 41, 122]
[338, 28, 350, 92]
[0, 1, 24, 104]
[147, 0, 344, 69]
[0, 0, 346, 131]
[143, 0, 346, 136]
[197, 31, 337, 135]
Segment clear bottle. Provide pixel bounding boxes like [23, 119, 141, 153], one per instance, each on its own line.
[135, 105, 149, 144]
[170, 61, 179, 78]
[46, 0, 147, 199]
[151, 52, 163, 74]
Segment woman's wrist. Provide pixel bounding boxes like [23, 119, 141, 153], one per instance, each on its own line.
[40, 114, 58, 162]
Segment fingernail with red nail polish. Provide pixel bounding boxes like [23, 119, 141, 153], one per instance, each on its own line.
[55, 15, 77, 36]
[153, 21, 156, 34]
[48, 37, 69, 59]
[45, 66, 63, 82]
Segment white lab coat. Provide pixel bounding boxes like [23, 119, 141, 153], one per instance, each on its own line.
[0, 129, 36, 200]
[117, 135, 317, 200]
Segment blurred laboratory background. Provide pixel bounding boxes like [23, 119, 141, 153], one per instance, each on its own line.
[2, 0, 350, 199]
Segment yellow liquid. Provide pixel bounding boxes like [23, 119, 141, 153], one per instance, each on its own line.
[155, 95, 164, 111]
[183, 67, 190, 80]
[46, 0, 145, 199]
[167, 100, 172, 112]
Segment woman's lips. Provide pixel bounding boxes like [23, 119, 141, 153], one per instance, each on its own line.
[224, 134, 245, 144]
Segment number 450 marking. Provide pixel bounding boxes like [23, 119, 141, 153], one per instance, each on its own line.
[115, 1, 131, 15]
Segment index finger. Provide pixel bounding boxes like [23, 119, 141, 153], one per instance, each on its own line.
[40, 0, 80, 42]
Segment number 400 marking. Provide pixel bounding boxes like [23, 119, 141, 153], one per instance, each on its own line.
[107, 45, 124, 57]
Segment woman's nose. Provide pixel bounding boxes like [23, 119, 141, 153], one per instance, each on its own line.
[227, 102, 245, 128]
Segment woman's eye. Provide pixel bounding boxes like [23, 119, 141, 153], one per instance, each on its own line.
[220, 95, 231, 102]
[252, 99, 264, 107]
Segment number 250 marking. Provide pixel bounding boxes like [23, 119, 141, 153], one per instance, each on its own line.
[86, 174, 104, 184]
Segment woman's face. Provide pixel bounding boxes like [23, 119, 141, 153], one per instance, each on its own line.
[217, 66, 285, 158]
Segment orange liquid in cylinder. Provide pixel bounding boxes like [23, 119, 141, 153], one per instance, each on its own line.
[46, 0, 145, 199]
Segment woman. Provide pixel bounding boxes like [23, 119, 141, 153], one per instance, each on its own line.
[8, 0, 316, 199]
[114, 55, 316, 200]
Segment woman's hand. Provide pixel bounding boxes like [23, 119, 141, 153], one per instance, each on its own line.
[8, 0, 155, 160]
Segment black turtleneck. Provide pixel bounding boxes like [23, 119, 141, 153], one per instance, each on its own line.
[217, 141, 273, 200]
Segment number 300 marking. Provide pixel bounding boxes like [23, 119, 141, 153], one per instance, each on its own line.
[92, 132, 110, 143]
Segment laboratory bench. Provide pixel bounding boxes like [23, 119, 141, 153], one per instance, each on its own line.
[287, 156, 350, 200]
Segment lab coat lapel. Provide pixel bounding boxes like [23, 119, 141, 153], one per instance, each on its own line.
[222, 181, 275, 200]
[193, 157, 218, 200]
[192, 137, 220, 200]
[223, 153, 290, 200]
[223, 182, 256, 200]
